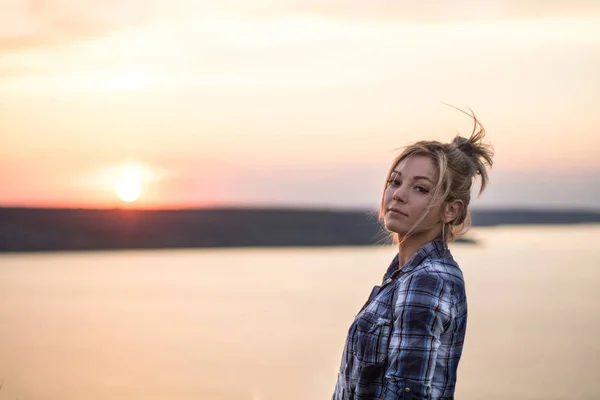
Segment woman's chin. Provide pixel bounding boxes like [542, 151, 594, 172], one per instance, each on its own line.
[384, 221, 408, 236]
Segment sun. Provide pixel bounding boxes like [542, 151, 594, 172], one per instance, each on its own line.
[115, 165, 142, 203]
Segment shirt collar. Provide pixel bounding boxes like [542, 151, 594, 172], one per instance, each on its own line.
[383, 240, 449, 281]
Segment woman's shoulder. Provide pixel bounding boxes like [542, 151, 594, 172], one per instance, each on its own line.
[416, 257, 465, 289]
[398, 262, 466, 307]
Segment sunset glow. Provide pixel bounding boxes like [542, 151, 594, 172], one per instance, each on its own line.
[115, 164, 142, 203]
[1, 1, 599, 210]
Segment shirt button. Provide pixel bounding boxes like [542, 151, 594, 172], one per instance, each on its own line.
[404, 387, 411, 392]
[352, 351, 357, 355]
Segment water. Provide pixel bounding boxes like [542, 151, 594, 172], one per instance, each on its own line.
[0, 225, 599, 400]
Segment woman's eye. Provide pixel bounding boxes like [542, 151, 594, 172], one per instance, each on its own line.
[388, 179, 400, 187]
[415, 186, 429, 194]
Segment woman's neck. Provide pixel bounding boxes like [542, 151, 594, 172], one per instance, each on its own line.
[397, 230, 441, 267]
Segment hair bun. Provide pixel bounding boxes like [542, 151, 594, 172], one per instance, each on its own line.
[452, 136, 475, 158]
[448, 109, 494, 189]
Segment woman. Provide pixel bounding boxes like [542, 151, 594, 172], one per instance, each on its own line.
[332, 111, 494, 400]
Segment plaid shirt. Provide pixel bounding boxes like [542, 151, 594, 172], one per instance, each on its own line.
[332, 240, 467, 400]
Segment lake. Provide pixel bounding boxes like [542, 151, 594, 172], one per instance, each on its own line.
[0, 224, 599, 400]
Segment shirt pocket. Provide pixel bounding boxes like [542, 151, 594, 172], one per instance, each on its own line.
[353, 314, 392, 365]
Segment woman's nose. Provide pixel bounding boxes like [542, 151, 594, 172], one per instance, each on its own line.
[392, 187, 407, 203]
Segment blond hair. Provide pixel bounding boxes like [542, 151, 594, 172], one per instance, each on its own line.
[378, 109, 494, 243]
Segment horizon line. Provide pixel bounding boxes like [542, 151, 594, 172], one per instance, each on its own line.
[1, 204, 600, 214]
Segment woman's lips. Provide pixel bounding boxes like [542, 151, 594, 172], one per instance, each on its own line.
[388, 208, 408, 217]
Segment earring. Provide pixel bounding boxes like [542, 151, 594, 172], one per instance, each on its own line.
[441, 222, 448, 252]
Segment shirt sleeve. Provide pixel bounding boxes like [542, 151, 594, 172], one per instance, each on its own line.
[382, 270, 452, 400]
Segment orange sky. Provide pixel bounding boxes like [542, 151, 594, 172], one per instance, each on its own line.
[1, 1, 599, 210]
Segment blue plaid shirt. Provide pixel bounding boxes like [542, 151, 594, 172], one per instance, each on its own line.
[333, 240, 467, 400]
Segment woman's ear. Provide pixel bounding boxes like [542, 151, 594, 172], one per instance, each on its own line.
[443, 200, 463, 224]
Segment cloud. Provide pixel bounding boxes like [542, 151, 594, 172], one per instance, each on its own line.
[0, 0, 153, 50]
[1, 0, 598, 52]
[266, 0, 600, 21]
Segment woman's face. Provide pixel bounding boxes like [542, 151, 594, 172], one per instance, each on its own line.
[383, 155, 443, 239]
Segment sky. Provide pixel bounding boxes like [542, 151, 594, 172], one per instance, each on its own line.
[1, 0, 599, 210]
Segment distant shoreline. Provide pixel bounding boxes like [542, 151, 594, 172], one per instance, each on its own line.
[1, 207, 599, 253]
